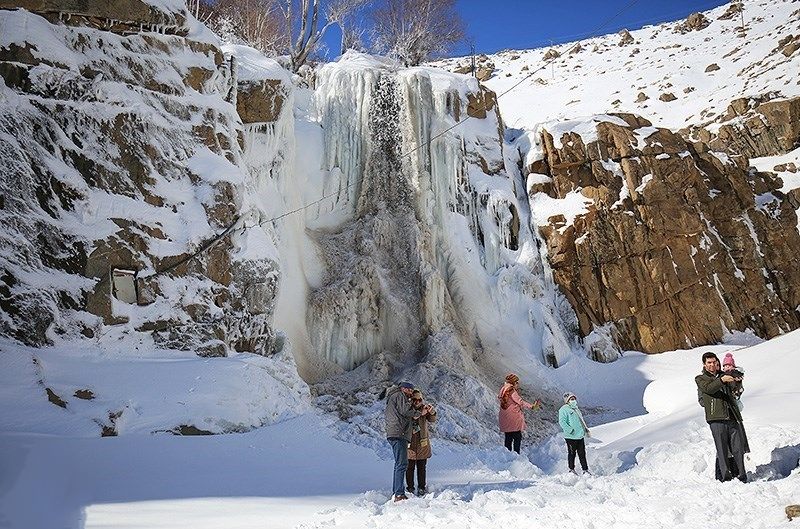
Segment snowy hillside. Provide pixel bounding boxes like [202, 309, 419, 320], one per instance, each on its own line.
[437, 0, 799, 131]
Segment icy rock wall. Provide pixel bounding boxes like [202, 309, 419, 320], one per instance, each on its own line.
[306, 64, 427, 376]
[293, 53, 580, 390]
[0, 6, 280, 356]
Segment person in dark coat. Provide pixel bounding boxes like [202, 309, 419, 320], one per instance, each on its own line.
[695, 352, 750, 482]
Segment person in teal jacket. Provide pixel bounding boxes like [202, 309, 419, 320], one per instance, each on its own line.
[558, 392, 590, 474]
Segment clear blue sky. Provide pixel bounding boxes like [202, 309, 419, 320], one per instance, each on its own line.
[322, 0, 730, 59]
[451, 0, 730, 56]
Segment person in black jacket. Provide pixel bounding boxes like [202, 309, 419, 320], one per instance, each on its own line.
[695, 352, 749, 482]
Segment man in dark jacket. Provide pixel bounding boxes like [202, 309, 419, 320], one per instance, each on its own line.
[384, 382, 429, 502]
[695, 352, 749, 482]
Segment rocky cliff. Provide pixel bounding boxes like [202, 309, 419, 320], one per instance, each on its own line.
[0, 1, 285, 357]
[439, 0, 800, 354]
[0, 1, 587, 440]
[2, 0, 800, 440]
[528, 114, 800, 352]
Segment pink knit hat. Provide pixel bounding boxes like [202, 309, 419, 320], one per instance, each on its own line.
[722, 353, 735, 367]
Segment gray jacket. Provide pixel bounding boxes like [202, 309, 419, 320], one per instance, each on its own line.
[384, 386, 419, 441]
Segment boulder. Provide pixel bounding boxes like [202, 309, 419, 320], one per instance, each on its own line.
[543, 48, 561, 60]
[717, 2, 743, 21]
[237, 79, 287, 124]
[618, 29, 634, 46]
[676, 12, 710, 33]
[475, 66, 494, 81]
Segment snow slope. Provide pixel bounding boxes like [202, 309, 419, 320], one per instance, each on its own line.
[2, 330, 799, 529]
[437, 0, 800, 131]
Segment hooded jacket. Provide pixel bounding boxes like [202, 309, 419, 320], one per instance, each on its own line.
[558, 403, 587, 440]
[498, 382, 534, 433]
[384, 386, 420, 441]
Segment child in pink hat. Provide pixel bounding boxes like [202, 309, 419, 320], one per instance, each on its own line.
[722, 352, 744, 407]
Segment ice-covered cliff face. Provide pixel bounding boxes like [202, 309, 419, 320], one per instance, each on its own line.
[237, 52, 589, 430]
[225, 51, 588, 439]
[0, 4, 282, 357]
[0, 5, 591, 437]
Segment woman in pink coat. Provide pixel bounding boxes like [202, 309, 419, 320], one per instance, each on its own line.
[498, 373, 541, 453]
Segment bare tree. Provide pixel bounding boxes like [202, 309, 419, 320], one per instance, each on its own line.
[200, 0, 288, 54]
[278, 0, 370, 72]
[370, 0, 465, 66]
[338, 6, 369, 55]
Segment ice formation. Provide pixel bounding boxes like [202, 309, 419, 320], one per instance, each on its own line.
[234, 52, 588, 401]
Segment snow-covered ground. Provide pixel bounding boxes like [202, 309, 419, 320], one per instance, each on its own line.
[2, 329, 798, 529]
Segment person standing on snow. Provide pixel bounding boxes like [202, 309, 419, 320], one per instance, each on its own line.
[695, 352, 750, 482]
[558, 392, 591, 475]
[406, 389, 436, 496]
[385, 381, 430, 502]
[498, 373, 542, 453]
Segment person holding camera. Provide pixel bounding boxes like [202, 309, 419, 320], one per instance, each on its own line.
[406, 389, 436, 496]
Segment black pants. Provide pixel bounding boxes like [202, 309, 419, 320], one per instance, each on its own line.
[710, 420, 746, 481]
[566, 438, 588, 471]
[406, 459, 427, 489]
[504, 431, 522, 453]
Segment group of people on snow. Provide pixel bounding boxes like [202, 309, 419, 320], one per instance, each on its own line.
[498, 373, 592, 474]
[383, 373, 592, 502]
[383, 350, 748, 501]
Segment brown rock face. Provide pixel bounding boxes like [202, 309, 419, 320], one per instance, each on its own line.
[696, 96, 800, 158]
[0, 0, 188, 34]
[533, 115, 800, 352]
[237, 79, 287, 124]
